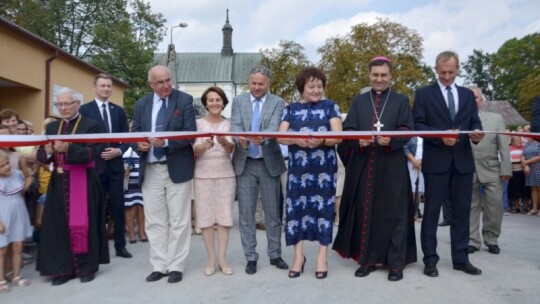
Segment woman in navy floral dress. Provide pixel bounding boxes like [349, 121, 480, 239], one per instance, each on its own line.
[278, 67, 342, 279]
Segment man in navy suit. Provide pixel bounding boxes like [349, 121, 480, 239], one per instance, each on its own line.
[132, 65, 196, 283]
[79, 74, 132, 258]
[413, 51, 484, 277]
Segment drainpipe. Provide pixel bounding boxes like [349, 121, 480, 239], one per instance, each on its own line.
[45, 50, 59, 117]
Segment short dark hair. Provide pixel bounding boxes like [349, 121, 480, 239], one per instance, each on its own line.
[295, 67, 327, 95]
[201, 86, 229, 109]
[0, 108, 19, 121]
[93, 73, 113, 84]
[368, 58, 393, 74]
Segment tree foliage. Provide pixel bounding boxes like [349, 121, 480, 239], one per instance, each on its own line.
[1, 0, 166, 118]
[462, 49, 497, 100]
[491, 33, 540, 116]
[259, 40, 312, 102]
[317, 19, 426, 111]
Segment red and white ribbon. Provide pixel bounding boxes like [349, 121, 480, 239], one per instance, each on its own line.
[0, 130, 535, 148]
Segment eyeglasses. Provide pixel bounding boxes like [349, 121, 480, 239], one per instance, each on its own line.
[54, 100, 79, 108]
[151, 78, 173, 87]
[250, 67, 272, 79]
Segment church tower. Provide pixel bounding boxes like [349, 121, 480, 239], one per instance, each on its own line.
[221, 9, 234, 56]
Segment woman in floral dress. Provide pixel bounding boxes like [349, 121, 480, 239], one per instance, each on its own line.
[278, 67, 342, 279]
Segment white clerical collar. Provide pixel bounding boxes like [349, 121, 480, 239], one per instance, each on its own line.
[64, 113, 80, 123]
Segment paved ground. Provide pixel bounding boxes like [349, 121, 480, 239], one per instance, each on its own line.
[4, 205, 540, 304]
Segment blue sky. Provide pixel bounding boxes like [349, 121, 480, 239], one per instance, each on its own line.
[152, 0, 540, 69]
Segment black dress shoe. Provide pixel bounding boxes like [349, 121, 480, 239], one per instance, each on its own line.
[388, 270, 403, 281]
[453, 262, 482, 275]
[116, 248, 133, 258]
[80, 274, 95, 283]
[270, 257, 288, 270]
[354, 265, 376, 277]
[245, 261, 257, 275]
[52, 275, 73, 286]
[168, 271, 183, 283]
[423, 264, 439, 277]
[438, 220, 450, 227]
[487, 244, 500, 254]
[146, 271, 167, 282]
[468, 245, 478, 254]
[129, 239, 137, 244]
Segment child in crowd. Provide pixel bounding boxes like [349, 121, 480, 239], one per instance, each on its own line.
[0, 149, 33, 293]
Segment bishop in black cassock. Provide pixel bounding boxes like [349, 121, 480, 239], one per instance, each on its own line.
[332, 57, 417, 281]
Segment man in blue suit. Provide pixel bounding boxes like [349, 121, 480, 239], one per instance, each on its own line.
[79, 74, 132, 259]
[132, 65, 196, 283]
[413, 51, 484, 277]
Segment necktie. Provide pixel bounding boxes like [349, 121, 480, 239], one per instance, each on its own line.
[101, 103, 110, 133]
[249, 99, 261, 158]
[153, 99, 166, 160]
[446, 86, 456, 120]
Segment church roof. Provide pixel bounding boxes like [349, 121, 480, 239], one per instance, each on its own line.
[480, 100, 528, 126]
[155, 52, 262, 84]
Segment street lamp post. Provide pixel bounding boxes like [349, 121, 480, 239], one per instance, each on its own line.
[170, 22, 188, 45]
[167, 22, 188, 89]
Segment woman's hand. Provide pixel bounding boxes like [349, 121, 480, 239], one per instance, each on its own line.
[524, 165, 531, 176]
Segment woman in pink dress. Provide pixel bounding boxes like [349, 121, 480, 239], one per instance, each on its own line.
[193, 87, 236, 276]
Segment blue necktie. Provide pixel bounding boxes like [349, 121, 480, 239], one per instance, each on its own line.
[446, 86, 456, 120]
[249, 99, 261, 157]
[153, 99, 166, 160]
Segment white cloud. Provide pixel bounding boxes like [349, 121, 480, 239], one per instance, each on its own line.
[151, 0, 540, 68]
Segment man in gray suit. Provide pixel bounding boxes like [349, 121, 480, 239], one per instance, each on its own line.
[132, 65, 196, 283]
[468, 86, 511, 255]
[231, 66, 288, 274]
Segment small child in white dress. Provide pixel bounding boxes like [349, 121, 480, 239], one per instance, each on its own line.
[0, 150, 32, 293]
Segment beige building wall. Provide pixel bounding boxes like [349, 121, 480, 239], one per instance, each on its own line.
[0, 20, 127, 133]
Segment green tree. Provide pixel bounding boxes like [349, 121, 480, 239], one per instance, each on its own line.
[318, 19, 426, 111]
[516, 68, 540, 119]
[259, 40, 312, 102]
[462, 49, 497, 100]
[491, 33, 540, 110]
[1, 0, 165, 118]
[91, 0, 165, 117]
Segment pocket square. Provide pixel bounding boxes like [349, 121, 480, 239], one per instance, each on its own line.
[174, 109, 182, 116]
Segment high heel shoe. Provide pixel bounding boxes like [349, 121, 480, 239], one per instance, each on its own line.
[315, 262, 328, 279]
[204, 263, 216, 276]
[218, 264, 234, 275]
[205, 267, 216, 276]
[288, 256, 306, 278]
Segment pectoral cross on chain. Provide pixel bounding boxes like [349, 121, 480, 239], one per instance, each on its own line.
[374, 120, 384, 132]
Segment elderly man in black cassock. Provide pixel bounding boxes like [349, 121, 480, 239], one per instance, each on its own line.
[333, 56, 417, 281]
[36, 87, 109, 285]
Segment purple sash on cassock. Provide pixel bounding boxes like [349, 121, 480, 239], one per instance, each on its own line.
[63, 161, 95, 254]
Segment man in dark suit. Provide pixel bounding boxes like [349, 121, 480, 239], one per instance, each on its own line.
[132, 65, 196, 283]
[79, 74, 132, 259]
[413, 51, 484, 277]
[230, 66, 288, 275]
